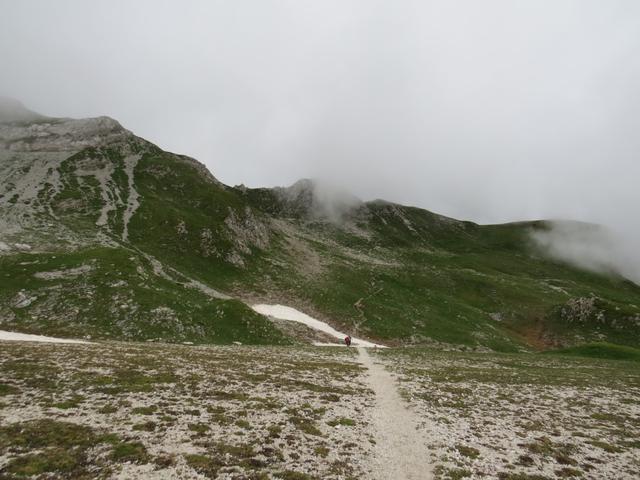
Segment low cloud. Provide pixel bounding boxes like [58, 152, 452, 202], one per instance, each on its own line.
[1, 1, 639, 277]
[531, 221, 640, 285]
[310, 180, 363, 223]
[278, 178, 362, 223]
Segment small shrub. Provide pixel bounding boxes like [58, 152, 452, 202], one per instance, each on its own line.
[327, 417, 356, 427]
[456, 444, 480, 459]
[188, 423, 210, 434]
[132, 405, 158, 415]
[98, 404, 118, 414]
[110, 441, 149, 463]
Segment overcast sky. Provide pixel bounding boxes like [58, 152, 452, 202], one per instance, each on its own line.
[1, 0, 639, 230]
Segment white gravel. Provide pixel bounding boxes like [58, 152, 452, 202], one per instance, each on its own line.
[358, 347, 433, 479]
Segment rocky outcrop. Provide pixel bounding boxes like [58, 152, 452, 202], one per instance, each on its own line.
[224, 206, 270, 266]
[558, 296, 605, 324]
[0, 116, 130, 152]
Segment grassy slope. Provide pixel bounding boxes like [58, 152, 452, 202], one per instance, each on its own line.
[131, 169, 640, 350]
[545, 342, 640, 361]
[1, 141, 290, 345]
[0, 247, 289, 345]
[4, 128, 640, 349]
[127, 148, 249, 286]
[339, 221, 640, 350]
[242, 191, 640, 351]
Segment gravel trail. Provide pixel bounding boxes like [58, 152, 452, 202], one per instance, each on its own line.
[358, 347, 433, 480]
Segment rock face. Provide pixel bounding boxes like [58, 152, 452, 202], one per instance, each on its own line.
[2, 100, 640, 349]
[0, 116, 128, 152]
[0, 113, 138, 251]
[224, 206, 270, 266]
[559, 297, 604, 324]
[0, 103, 236, 255]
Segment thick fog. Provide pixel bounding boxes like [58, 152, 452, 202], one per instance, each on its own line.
[1, 1, 640, 282]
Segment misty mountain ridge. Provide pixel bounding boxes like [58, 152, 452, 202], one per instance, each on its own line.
[2, 101, 640, 351]
[0, 96, 47, 124]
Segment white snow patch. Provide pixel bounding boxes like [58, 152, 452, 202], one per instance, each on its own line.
[252, 304, 385, 348]
[0, 330, 91, 344]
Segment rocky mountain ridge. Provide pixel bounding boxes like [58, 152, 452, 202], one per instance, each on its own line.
[2, 101, 640, 351]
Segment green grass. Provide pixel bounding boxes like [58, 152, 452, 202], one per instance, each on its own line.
[0, 246, 291, 345]
[588, 440, 623, 453]
[375, 347, 640, 389]
[0, 383, 20, 396]
[327, 417, 356, 427]
[93, 368, 178, 394]
[185, 453, 221, 477]
[110, 441, 149, 463]
[545, 342, 640, 361]
[0, 419, 145, 477]
[245, 209, 640, 351]
[106, 145, 640, 351]
[5, 449, 80, 477]
[132, 405, 158, 415]
[498, 474, 551, 480]
[289, 416, 323, 436]
[52, 395, 84, 409]
[132, 421, 157, 432]
[456, 444, 480, 458]
[276, 472, 317, 480]
[0, 419, 98, 450]
[188, 423, 210, 434]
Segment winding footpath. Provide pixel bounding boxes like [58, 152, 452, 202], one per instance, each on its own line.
[358, 347, 433, 480]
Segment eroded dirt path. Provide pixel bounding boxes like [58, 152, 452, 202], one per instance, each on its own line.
[358, 347, 433, 480]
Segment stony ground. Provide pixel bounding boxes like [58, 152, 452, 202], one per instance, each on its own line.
[373, 348, 640, 480]
[0, 342, 375, 479]
[1, 341, 639, 479]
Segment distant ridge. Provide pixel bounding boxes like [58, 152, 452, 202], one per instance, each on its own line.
[1, 100, 640, 350]
[0, 96, 47, 123]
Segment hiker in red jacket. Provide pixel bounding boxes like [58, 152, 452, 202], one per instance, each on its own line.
[344, 335, 352, 347]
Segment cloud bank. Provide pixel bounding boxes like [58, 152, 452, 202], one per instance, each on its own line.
[531, 222, 640, 285]
[1, 0, 639, 281]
